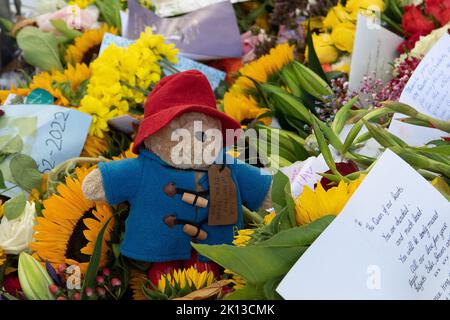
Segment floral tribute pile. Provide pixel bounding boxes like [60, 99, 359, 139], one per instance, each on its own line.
[0, 0, 449, 300]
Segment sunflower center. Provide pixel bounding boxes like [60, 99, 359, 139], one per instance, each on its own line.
[82, 44, 101, 65]
[65, 208, 97, 263]
[240, 118, 254, 126]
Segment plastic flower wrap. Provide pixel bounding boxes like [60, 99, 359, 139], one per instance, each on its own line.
[36, 5, 100, 33]
[79, 27, 178, 137]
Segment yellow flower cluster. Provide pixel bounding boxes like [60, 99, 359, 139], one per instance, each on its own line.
[308, 0, 385, 70]
[223, 43, 294, 126]
[79, 27, 178, 137]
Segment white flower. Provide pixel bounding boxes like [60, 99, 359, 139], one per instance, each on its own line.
[0, 201, 36, 255]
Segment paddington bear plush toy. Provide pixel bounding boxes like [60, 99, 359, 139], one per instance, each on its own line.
[82, 70, 272, 281]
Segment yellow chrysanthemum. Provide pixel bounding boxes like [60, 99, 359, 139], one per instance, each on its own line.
[223, 91, 271, 127]
[68, 0, 95, 9]
[157, 267, 216, 294]
[80, 27, 179, 137]
[66, 24, 118, 65]
[30, 167, 114, 274]
[295, 175, 365, 225]
[81, 135, 109, 158]
[233, 43, 294, 92]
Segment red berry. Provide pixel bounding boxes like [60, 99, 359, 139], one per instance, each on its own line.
[102, 268, 111, 277]
[110, 278, 121, 287]
[85, 287, 94, 297]
[57, 264, 66, 273]
[96, 276, 105, 285]
[72, 292, 81, 300]
[57, 296, 67, 300]
[96, 287, 106, 296]
[49, 284, 59, 294]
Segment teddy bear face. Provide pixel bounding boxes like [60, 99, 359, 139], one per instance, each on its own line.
[144, 112, 223, 169]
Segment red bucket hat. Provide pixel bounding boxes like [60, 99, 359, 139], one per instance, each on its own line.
[133, 70, 241, 154]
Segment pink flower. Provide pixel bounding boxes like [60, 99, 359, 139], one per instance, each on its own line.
[241, 30, 267, 64]
[36, 5, 99, 33]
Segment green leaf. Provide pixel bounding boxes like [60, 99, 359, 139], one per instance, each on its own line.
[0, 170, 6, 189]
[95, 0, 122, 30]
[16, 27, 63, 72]
[305, 20, 329, 84]
[284, 183, 297, 228]
[0, 17, 13, 32]
[81, 217, 112, 300]
[263, 276, 284, 300]
[193, 216, 334, 285]
[224, 284, 267, 300]
[2, 135, 24, 155]
[271, 171, 289, 208]
[9, 154, 42, 192]
[4, 193, 26, 221]
[311, 116, 339, 177]
[50, 20, 82, 40]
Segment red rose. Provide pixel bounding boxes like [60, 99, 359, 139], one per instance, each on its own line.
[397, 32, 423, 53]
[3, 273, 22, 297]
[402, 5, 436, 37]
[319, 161, 359, 191]
[425, 0, 450, 26]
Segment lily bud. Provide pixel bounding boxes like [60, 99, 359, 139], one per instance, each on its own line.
[18, 252, 54, 300]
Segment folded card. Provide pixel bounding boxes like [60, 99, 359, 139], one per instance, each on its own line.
[388, 33, 450, 146]
[349, 14, 403, 94]
[0, 105, 92, 197]
[126, 0, 242, 60]
[277, 149, 450, 299]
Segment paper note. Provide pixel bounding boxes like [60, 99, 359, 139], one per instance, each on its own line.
[388, 33, 450, 146]
[152, 0, 248, 17]
[277, 149, 450, 299]
[349, 15, 404, 94]
[99, 33, 226, 89]
[126, 0, 242, 60]
[281, 156, 329, 199]
[0, 105, 92, 197]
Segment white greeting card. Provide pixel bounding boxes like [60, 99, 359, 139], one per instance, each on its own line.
[349, 15, 404, 94]
[388, 33, 450, 146]
[277, 149, 450, 300]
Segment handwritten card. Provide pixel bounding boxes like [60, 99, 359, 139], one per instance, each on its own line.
[99, 33, 226, 89]
[349, 15, 404, 94]
[126, 0, 242, 60]
[281, 156, 329, 199]
[388, 33, 450, 146]
[0, 105, 92, 197]
[277, 149, 450, 299]
[152, 0, 248, 17]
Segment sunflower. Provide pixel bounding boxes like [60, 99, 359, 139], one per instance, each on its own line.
[65, 24, 118, 65]
[233, 43, 294, 92]
[129, 269, 148, 300]
[112, 143, 138, 160]
[223, 91, 271, 127]
[295, 175, 365, 225]
[157, 267, 216, 294]
[21, 63, 91, 107]
[30, 167, 114, 274]
[81, 135, 109, 158]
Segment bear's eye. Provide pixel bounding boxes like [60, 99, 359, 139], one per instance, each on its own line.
[195, 131, 208, 142]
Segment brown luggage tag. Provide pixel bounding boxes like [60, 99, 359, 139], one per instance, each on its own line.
[207, 164, 238, 226]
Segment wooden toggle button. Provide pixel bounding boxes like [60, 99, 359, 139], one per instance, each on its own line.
[182, 193, 208, 208]
[164, 182, 177, 197]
